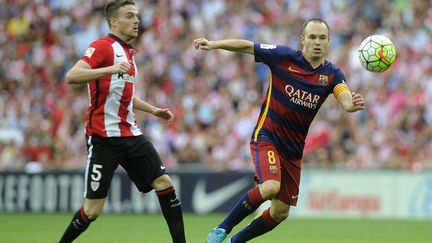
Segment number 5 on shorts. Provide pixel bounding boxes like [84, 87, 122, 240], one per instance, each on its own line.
[91, 164, 103, 181]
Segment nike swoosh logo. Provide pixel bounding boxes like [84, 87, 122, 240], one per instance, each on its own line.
[116, 54, 124, 57]
[192, 177, 252, 214]
[377, 50, 390, 65]
[288, 66, 300, 73]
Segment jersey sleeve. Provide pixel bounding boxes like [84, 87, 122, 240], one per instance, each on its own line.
[254, 43, 297, 67]
[81, 40, 111, 69]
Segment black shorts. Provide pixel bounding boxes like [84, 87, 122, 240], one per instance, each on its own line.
[84, 134, 166, 199]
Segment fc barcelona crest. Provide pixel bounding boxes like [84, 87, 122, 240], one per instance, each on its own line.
[319, 75, 329, 86]
[269, 165, 278, 174]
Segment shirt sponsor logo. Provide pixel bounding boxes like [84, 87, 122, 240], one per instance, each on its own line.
[260, 44, 277, 49]
[117, 73, 135, 83]
[84, 47, 95, 58]
[285, 84, 320, 109]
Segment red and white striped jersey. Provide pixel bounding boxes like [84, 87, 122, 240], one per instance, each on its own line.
[81, 34, 142, 137]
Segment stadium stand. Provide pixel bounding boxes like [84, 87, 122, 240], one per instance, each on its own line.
[0, 0, 431, 172]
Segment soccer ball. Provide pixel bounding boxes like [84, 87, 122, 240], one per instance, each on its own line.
[358, 35, 396, 73]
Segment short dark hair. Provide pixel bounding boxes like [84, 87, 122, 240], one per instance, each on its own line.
[104, 0, 135, 27]
[302, 18, 330, 36]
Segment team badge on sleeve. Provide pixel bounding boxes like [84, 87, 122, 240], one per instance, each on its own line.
[84, 47, 96, 58]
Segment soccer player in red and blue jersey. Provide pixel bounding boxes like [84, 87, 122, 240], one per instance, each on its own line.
[195, 18, 366, 243]
[59, 1, 185, 242]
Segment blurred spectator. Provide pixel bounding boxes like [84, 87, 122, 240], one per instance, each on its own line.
[0, 0, 431, 172]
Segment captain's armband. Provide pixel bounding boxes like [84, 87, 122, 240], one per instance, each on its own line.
[333, 83, 350, 101]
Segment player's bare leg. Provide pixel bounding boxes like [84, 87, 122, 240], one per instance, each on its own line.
[83, 198, 106, 219]
[269, 198, 290, 222]
[207, 179, 279, 243]
[59, 198, 106, 243]
[227, 198, 289, 242]
[153, 174, 186, 243]
[258, 179, 280, 199]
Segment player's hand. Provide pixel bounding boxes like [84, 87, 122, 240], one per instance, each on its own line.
[351, 91, 366, 111]
[110, 61, 131, 74]
[153, 108, 174, 125]
[194, 38, 212, 50]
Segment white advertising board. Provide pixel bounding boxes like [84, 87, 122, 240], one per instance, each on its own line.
[289, 171, 432, 218]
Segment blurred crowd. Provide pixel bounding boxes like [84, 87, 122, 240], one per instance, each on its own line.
[0, 0, 431, 172]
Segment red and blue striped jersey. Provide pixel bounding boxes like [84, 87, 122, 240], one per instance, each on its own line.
[252, 43, 347, 160]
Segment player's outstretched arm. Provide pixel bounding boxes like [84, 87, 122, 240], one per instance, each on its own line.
[133, 96, 174, 125]
[338, 91, 366, 112]
[66, 60, 131, 84]
[194, 38, 254, 54]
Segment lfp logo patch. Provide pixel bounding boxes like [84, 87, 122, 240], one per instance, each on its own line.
[84, 47, 95, 58]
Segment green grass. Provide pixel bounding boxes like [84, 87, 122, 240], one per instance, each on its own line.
[0, 213, 431, 243]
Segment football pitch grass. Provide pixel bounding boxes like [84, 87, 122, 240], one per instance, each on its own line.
[0, 213, 431, 243]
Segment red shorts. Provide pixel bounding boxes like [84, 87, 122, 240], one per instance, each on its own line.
[250, 141, 301, 206]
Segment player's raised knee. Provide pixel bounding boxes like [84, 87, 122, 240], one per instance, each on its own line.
[152, 174, 174, 191]
[83, 199, 105, 220]
[272, 209, 289, 222]
[259, 180, 281, 199]
[83, 207, 102, 220]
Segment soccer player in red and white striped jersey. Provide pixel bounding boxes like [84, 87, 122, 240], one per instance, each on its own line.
[59, 1, 185, 242]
